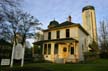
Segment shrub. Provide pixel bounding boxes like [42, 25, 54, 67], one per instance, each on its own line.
[84, 52, 99, 62]
[99, 52, 108, 58]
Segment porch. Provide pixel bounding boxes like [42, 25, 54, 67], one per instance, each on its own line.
[42, 39, 79, 63]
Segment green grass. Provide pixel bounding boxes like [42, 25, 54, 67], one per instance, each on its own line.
[24, 63, 108, 71]
[86, 59, 108, 64]
[1, 59, 108, 71]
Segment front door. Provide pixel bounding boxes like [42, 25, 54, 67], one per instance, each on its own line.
[63, 47, 68, 58]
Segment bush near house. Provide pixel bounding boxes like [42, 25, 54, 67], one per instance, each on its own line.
[99, 52, 108, 58]
[84, 52, 99, 62]
[32, 54, 45, 63]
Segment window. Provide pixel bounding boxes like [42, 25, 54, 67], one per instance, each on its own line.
[63, 47, 67, 52]
[54, 43, 58, 54]
[71, 47, 74, 54]
[56, 31, 60, 39]
[48, 44, 51, 54]
[44, 44, 51, 55]
[44, 44, 47, 54]
[66, 29, 70, 38]
[48, 32, 51, 40]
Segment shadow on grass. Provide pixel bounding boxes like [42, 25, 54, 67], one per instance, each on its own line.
[1, 67, 52, 71]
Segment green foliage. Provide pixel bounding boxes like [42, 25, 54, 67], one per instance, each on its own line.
[89, 41, 99, 53]
[84, 52, 95, 56]
[99, 52, 108, 58]
[24, 47, 33, 63]
[86, 59, 108, 64]
[99, 20, 108, 54]
[33, 45, 42, 54]
[84, 52, 99, 62]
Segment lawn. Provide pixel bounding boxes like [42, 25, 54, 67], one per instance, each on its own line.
[1, 59, 108, 71]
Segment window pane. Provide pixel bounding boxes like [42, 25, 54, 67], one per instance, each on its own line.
[56, 31, 60, 39]
[48, 32, 51, 40]
[71, 47, 74, 54]
[48, 44, 51, 54]
[54, 44, 58, 54]
[44, 44, 47, 54]
[66, 29, 70, 38]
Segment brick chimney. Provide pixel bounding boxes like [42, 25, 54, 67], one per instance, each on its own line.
[67, 16, 72, 22]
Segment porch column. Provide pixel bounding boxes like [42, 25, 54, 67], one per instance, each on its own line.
[51, 43, 54, 62]
[42, 44, 44, 55]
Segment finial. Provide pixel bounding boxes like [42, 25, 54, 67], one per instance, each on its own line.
[67, 15, 72, 22]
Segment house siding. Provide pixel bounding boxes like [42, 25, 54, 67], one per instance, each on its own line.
[78, 28, 88, 61]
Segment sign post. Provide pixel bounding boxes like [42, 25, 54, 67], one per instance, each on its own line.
[10, 42, 15, 67]
[21, 45, 25, 67]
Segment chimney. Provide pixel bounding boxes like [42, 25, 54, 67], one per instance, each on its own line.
[67, 16, 72, 22]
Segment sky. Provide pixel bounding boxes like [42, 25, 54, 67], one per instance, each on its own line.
[22, 0, 108, 29]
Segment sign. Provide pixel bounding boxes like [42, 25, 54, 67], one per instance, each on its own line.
[10, 43, 25, 67]
[1, 59, 10, 65]
[14, 43, 23, 60]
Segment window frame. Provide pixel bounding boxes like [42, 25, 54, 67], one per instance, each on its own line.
[70, 47, 74, 54]
[54, 43, 58, 54]
[56, 30, 60, 39]
[66, 29, 70, 38]
[44, 44, 47, 54]
[48, 32, 51, 40]
[48, 44, 51, 54]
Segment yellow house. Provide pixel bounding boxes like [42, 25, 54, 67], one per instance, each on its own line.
[34, 16, 89, 63]
[34, 5, 98, 63]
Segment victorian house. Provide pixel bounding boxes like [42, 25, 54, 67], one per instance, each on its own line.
[34, 16, 89, 63]
[34, 5, 98, 63]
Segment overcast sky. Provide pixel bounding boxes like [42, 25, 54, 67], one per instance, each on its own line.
[22, 0, 108, 29]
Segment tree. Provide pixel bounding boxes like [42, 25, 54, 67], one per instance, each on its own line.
[89, 40, 99, 52]
[99, 20, 108, 53]
[0, 0, 41, 46]
[98, 20, 108, 58]
[35, 31, 44, 41]
[0, 20, 12, 41]
[0, 0, 42, 67]
[0, 0, 22, 41]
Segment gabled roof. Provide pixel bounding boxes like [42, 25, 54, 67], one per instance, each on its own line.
[48, 21, 77, 29]
[56, 21, 76, 27]
[44, 21, 78, 30]
[43, 21, 89, 35]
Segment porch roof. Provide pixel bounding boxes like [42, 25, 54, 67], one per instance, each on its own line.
[33, 38, 78, 45]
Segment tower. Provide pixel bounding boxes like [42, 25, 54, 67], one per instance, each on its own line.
[82, 5, 98, 43]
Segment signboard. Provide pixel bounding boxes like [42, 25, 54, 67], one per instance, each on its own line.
[14, 43, 23, 60]
[10, 43, 25, 67]
[1, 59, 10, 65]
